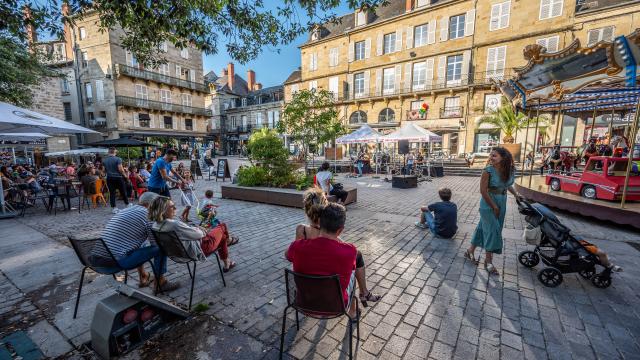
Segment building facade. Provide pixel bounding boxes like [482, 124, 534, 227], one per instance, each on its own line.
[286, 0, 640, 155]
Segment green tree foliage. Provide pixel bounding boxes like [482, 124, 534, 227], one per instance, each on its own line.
[243, 128, 295, 187]
[477, 97, 547, 143]
[277, 88, 346, 169]
[4, 0, 387, 67]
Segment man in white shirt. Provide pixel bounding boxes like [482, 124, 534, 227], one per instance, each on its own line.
[316, 162, 347, 204]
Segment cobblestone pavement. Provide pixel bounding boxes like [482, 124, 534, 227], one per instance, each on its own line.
[3, 166, 640, 359]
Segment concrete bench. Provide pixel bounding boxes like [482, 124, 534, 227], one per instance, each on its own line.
[220, 185, 357, 208]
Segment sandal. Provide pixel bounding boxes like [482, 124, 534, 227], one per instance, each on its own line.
[223, 261, 236, 273]
[359, 291, 382, 307]
[138, 273, 153, 288]
[485, 263, 500, 276]
[464, 249, 478, 264]
[228, 236, 239, 246]
[154, 280, 180, 294]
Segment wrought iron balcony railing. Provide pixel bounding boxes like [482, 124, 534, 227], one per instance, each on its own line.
[439, 106, 464, 118]
[115, 96, 212, 117]
[114, 64, 209, 93]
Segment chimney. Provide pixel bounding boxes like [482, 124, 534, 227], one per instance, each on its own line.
[23, 6, 37, 46]
[247, 70, 256, 92]
[221, 68, 227, 76]
[405, 0, 414, 12]
[255, 83, 263, 90]
[227, 62, 234, 91]
[61, 2, 73, 61]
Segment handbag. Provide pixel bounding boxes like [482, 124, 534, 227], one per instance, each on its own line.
[332, 182, 344, 190]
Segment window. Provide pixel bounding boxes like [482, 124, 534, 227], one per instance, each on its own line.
[163, 116, 173, 129]
[383, 33, 396, 54]
[356, 10, 367, 26]
[449, 14, 466, 40]
[379, 108, 395, 123]
[175, 65, 182, 78]
[160, 89, 172, 110]
[446, 55, 463, 85]
[383, 67, 395, 95]
[63, 103, 72, 122]
[135, 84, 148, 106]
[413, 62, 426, 90]
[79, 27, 86, 40]
[490, 1, 510, 31]
[84, 83, 92, 102]
[256, 113, 263, 127]
[180, 48, 189, 59]
[61, 78, 70, 94]
[309, 53, 318, 71]
[355, 41, 366, 61]
[81, 51, 88, 67]
[185, 118, 193, 131]
[95, 80, 104, 101]
[158, 63, 170, 76]
[416, 0, 429, 7]
[354, 72, 365, 97]
[241, 98, 247, 107]
[329, 76, 339, 99]
[159, 41, 168, 52]
[329, 48, 339, 67]
[311, 29, 320, 41]
[138, 113, 150, 127]
[540, 0, 563, 20]
[229, 116, 236, 128]
[126, 51, 138, 68]
[308, 80, 318, 91]
[587, 26, 615, 46]
[414, 24, 428, 47]
[290, 84, 299, 94]
[486, 46, 507, 79]
[411, 100, 423, 110]
[349, 111, 367, 124]
[182, 93, 192, 107]
[443, 97, 461, 117]
[537, 36, 559, 53]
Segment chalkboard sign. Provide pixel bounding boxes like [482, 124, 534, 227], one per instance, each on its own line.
[216, 159, 231, 182]
[190, 160, 202, 179]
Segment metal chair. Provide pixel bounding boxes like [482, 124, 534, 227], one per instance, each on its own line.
[279, 269, 360, 360]
[68, 236, 158, 319]
[151, 230, 226, 310]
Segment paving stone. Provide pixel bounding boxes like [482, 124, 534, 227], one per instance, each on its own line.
[384, 335, 410, 357]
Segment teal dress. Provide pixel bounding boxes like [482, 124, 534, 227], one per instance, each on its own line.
[471, 165, 514, 254]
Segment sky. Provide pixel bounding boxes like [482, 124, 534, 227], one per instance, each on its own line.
[203, 2, 353, 87]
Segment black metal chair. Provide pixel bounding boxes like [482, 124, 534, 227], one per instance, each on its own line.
[151, 230, 226, 310]
[279, 269, 360, 360]
[68, 236, 159, 319]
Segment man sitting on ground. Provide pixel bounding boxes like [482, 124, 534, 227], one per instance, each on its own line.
[101, 192, 179, 292]
[286, 203, 381, 317]
[416, 187, 458, 238]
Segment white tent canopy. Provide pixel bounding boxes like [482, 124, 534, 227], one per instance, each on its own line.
[0, 132, 50, 141]
[0, 102, 97, 134]
[45, 148, 108, 157]
[382, 123, 442, 143]
[336, 124, 383, 144]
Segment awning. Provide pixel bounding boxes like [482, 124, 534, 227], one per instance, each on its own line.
[45, 148, 109, 157]
[381, 123, 442, 143]
[336, 124, 382, 144]
[0, 101, 97, 134]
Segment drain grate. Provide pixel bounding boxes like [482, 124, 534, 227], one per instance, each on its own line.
[625, 241, 640, 253]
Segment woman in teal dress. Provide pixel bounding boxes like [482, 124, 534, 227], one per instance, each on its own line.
[465, 147, 522, 275]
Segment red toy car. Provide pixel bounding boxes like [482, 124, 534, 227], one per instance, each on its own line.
[545, 156, 640, 201]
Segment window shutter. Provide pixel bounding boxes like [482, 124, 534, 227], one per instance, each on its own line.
[426, 58, 434, 89]
[439, 17, 449, 42]
[394, 64, 402, 92]
[465, 9, 475, 36]
[406, 26, 414, 49]
[501, 1, 511, 29]
[428, 21, 436, 44]
[462, 50, 471, 84]
[551, 0, 563, 17]
[490, 4, 501, 31]
[347, 74, 354, 98]
[540, 0, 551, 19]
[602, 26, 614, 42]
[348, 41, 355, 62]
[363, 70, 370, 96]
[547, 36, 559, 52]
[587, 30, 598, 46]
[95, 80, 104, 101]
[176, 65, 182, 77]
[404, 63, 412, 91]
[375, 69, 383, 95]
[190, 70, 196, 83]
[365, 38, 371, 58]
[497, 47, 506, 75]
[335, 47, 340, 66]
[376, 32, 383, 56]
[437, 56, 446, 86]
[487, 47, 497, 73]
[309, 53, 314, 70]
[395, 29, 403, 52]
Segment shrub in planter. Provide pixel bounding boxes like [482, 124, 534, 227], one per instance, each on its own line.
[237, 166, 268, 187]
[247, 128, 296, 187]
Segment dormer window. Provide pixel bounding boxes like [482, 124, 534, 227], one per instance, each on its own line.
[311, 28, 320, 41]
[355, 10, 367, 27]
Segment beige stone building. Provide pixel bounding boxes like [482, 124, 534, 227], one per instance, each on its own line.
[285, 0, 640, 155]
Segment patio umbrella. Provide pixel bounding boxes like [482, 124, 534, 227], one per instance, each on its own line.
[381, 123, 442, 143]
[85, 138, 155, 162]
[44, 148, 109, 157]
[0, 101, 97, 134]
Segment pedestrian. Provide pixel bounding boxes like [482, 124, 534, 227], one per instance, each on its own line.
[103, 147, 130, 214]
[465, 147, 522, 275]
[415, 187, 458, 238]
[147, 149, 184, 197]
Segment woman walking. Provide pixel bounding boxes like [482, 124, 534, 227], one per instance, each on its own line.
[465, 147, 522, 275]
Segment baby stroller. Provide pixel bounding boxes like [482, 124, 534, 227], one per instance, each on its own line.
[517, 199, 613, 288]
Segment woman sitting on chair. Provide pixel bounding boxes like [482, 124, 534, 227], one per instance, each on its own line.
[148, 196, 237, 272]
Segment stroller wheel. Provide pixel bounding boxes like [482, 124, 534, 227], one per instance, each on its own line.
[518, 251, 540, 268]
[538, 267, 563, 287]
[578, 267, 596, 279]
[591, 274, 612, 288]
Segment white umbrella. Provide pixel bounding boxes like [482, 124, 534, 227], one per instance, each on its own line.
[382, 123, 442, 143]
[336, 124, 383, 144]
[0, 132, 51, 141]
[45, 148, 109, 157]
[0, 101, 97, 134]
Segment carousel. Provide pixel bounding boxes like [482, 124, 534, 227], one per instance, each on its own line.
[497, 31, 640, 229]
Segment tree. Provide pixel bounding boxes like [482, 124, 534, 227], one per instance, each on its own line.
[4, 0, 387, 67]
[477, 97, 547, 143]
[278, 88, 345, 170]
[245, 128, 294, 187]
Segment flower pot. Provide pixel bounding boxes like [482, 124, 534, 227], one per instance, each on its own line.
[501, 143, 522, 160]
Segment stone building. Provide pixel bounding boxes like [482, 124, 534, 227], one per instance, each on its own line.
[285, 0, 640, 156]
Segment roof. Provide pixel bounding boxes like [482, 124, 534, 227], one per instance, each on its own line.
[248, 85, 283, 96]
[207, 73, 250, 96]
[204, 71, 218, 84]
[284, 70, 301, 84]
[576, 0, 640, 13]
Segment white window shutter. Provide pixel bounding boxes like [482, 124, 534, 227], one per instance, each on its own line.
[501, 2, 511, 29]
[490, 4, 501, 31]
[95, 80, 104, 101]
[190, 70, 195, 83]
[428, 21, 436, 44]
[602, 26, 614, 42]
[315, 53, 319, 70]
[348, 41, 355, 62]
[348, 74, 354, 97]
[487, 47, 497, 73]
[465, 9, 475, 36]
[309, 53, 314, 70]
[540, 0, 551, 19]
[462, 50, 471, 84]
[176, 65, 181, 77]
[395, 29, 403, 52]
[437, 56, 446, 86]
[376, 32, 383, 56]
[375, 69, 383, 95]
[439, 17, 449, 42]
[394, 64, 402, 91]
[587, 30, 598, 46]
[363, 70, 370, 96]
[547, 36, 559, 52]
[406, 26, 414, 49]
[497, 47, 506, 75]
[365, 38, 371, 58]
[426, 58, 434, 89]
[335, 47, 340, 66]
[551, 0, 563, 17]
[404, 63, 412, 91]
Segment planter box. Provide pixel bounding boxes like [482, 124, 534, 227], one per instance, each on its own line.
[221, 184, 357, 208]
[502, 143, 522, 160]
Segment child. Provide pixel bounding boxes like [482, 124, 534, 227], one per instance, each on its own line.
[416, 187, 458, 239]
[578, 239, 623, 272]
[198, 189, 219, 228]
[180, 170, 197, 222]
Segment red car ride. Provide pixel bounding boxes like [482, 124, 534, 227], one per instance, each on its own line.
[545, 156, 640, 201]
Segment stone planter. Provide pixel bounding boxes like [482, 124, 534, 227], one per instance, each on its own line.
[501, 143, 522, 160]
[221, 184, 357, 208]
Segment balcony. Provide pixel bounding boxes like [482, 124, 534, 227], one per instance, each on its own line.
[88, 117, 108, 130]
[115, 96, 212, 117]
[114, 64, 209, 93]
[440, 106, 464, 118]
[225, 122, 279, 133]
